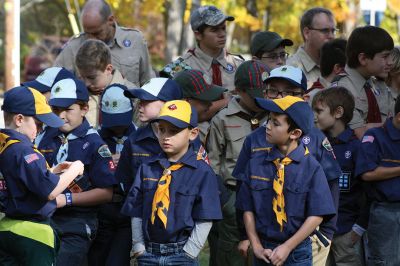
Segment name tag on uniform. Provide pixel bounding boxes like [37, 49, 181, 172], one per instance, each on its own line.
[339, 172, 351, 192]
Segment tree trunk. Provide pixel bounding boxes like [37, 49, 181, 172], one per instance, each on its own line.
[164, 0, 184, 63]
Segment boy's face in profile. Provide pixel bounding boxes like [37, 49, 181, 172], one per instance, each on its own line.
[313, 101, 336, 131]
[157, 120, 198, 160]
[266, 79, 304, 100]
[364, 50, 392, 78]
[138, 100, 165, 123]
[266, 112, 293, 145]
[52, 104, 88, 133]
[195, 22, 227, 51]
[79, 64, 113, 95]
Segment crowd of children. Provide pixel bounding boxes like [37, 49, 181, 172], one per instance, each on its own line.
[1, 3, 400, 266]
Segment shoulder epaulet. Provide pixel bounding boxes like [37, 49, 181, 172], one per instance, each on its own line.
[228, 52, 245, 61]
[119, 26, 139, 32]
[159, 57, 192, 78]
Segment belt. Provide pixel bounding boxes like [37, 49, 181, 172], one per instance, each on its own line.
[145, 240, 186, 256]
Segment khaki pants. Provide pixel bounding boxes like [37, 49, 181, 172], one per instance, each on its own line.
[326, 231, 363, 266]
[311, 234, 331, 266]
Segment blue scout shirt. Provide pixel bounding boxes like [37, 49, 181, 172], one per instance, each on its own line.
[233, 124, 341, 239]
[236, 144, 336, 243]
[121, 146, 222, 243]
[329, 128, 365, 234]
[355, 118, 400, 202]
[98, 123, 136, 154]
[0, 129, 59, 221]
[37, 118, 117, 216]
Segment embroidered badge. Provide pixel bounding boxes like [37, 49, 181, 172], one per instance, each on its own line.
[24, 153, 39, 164]
[339, 172, 351, 192]
[362, 135, 374, 143]
[168, 104, 177, 110]
[262, 71, 269, 82]
[54, 86, 61, 93]
[98, 145, 112, 158]
[82, 142, 90, 150]
[108, 160, 115, 170]
[123, 39, 131, 47]
[344, 150, 352, 159]
[322, 137, 333, 152]
[224, 63, 235, 73]
[302, 136, 311, 145]
[196, 145, 210, 165]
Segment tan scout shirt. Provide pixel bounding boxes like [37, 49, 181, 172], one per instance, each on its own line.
[287, 46, 320, 89]
[206, 97, 267, 186]
[54, 24, 154, 87]
[180, 45, 244, 92]
[86, 69, 135, 129]
[333, 66, 394, 129]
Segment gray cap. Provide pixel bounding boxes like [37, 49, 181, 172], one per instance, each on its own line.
[250, 31, 293, 56]
[190, 5, 234, 31]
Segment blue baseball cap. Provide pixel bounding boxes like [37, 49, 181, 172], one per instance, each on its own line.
[264, 65, 307, 91]
[255, 96, 313, 134]
[49, 78, 89, 108]
[22, 67, 75, 93]
[153, 100, 198, 128]
[101, 84, 133, 128]
[124, 78, 182, 101]
[2, 86, 64, 128]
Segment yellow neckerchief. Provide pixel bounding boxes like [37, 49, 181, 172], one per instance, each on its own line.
[272, 147, 309, 231]
[0, 132, 20, 154]
[151, 163, 184, 229]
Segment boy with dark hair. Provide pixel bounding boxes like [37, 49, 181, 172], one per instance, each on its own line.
[333, 26, 394, 139]
[35, 78, 117, 266]
[355, 95, 400, 265]
[0, 86, 84, 265]
[313, 87, 365, 266]
[121, 100, 222, 265]
[236, 96, 336, 266]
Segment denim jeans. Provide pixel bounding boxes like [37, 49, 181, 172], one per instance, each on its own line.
[136, 241, 199, 266]
[367, 201, 400, 266]
[253, 238, 312, 266]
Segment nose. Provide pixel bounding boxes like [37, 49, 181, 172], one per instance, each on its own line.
[58, 110, 67, 120]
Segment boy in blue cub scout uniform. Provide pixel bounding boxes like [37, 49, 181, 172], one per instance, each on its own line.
[355, 95, 400, 265]
[0, 86, 84, 266]
[312, 87, 366, 266]
[121, 100, 222, 265]
[233, 66, 341, 265]
[88, 83, 136, 266]
[35, 77, 117, 266]
[236, 96, 336, 266]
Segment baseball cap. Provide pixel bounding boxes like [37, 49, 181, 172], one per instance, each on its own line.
[22, 67, 75, 93]
[173, 70, 226, 101]
[264, 66, 307, 91]
[124, 78, 182, 101]
[235, 60, 270, 98]
[250, 31, 293, 56]
[101, 84, 133, 128]
[49, 78, 89, 108]
[255, 96, 313, 134]
[2, 86, 64, 128]
[153, 100, 198, 128]
[190, 5, 234, 31]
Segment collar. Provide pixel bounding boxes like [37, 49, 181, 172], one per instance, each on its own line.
[151, 145, 198, 169]
[193, 44, 228, 68]
[1, 129, 33, 146]
[266, 144, 306, 163]
[297, 46, 318, 73]
[225, 97, 251, 116]
[59, 118, 92, 138]
[113, 24, 126, 48]
[385, 118, 400, 141]
[344, 65, 368, 90]
[136, 123, 157, 142]
[329, 128, 354, 144]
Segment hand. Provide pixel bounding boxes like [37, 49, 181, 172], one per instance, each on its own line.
[350, 230, 361, 246]
[70, 160, 84, 176]
[112, 154, 120, 167]
[238, 240, 251, 258]
[56, 194, 66, 208]
[270, 243, 291, 266]
[252, 245, 272, 263]
[131, 250, 145, 259]
[51, 161, 73, 174]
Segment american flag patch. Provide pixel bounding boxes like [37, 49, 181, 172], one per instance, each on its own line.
[362, 135, 375, 143]
[197, 145, 210, 165]
[24, 153, 39, 164]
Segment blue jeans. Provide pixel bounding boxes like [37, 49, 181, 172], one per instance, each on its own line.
[253, 238, 312, 266]
[136, 241, 199, 266]
[367, 201, 400, 266]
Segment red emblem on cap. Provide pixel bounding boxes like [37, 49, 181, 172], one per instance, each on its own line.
[168, 104, 177, 110]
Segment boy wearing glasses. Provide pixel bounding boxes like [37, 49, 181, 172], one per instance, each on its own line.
[251, 31, 293, 71]
[287, 7, 336, 88]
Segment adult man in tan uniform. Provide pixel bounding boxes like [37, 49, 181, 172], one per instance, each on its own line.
[54, 0, 154, 87]
[287, 7, 336, 89]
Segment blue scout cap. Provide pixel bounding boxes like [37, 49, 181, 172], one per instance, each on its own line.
[100, 84, 133, 128]
[22, 67, 75, 93]
[264, 65, 307, 91]
[153, 100, 198, 128]
[190, 5, 234, 31]
[255, 96, 313, 134]
[234, 60, 270, 98]
[2, 86, 64, 128]
[49, 78, 89, 108]
[124, 78, 182, 102]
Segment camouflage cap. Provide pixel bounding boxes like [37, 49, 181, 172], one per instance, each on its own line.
[190, 5, 234, 31]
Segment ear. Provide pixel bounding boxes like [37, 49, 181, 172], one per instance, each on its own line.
[358, 53, 368, 67]
[289, 128, 302, 140]
[105, 63, 113, 74]
[333, 63, 344, 75]
[14, 114, 24, 127]
[80, 104, 89, 116]
[334, 106, 344, 119]
[189, 127, 199, 141]
[303, 27, 311, 41]
[107, 15, 115, 25]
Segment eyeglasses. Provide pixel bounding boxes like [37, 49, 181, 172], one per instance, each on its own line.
[266, 88, 304, 98]
[308, 27, 338, 35]
[261, 52, 289, 61]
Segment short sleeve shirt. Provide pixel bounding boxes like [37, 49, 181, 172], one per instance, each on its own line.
[287, 46, 320, 89]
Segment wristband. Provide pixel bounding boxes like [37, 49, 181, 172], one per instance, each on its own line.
[65, 192, 73, 206]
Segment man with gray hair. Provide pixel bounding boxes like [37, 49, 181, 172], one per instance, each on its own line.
[287, 7, 336, 89]
[54, 0, 154, 87]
